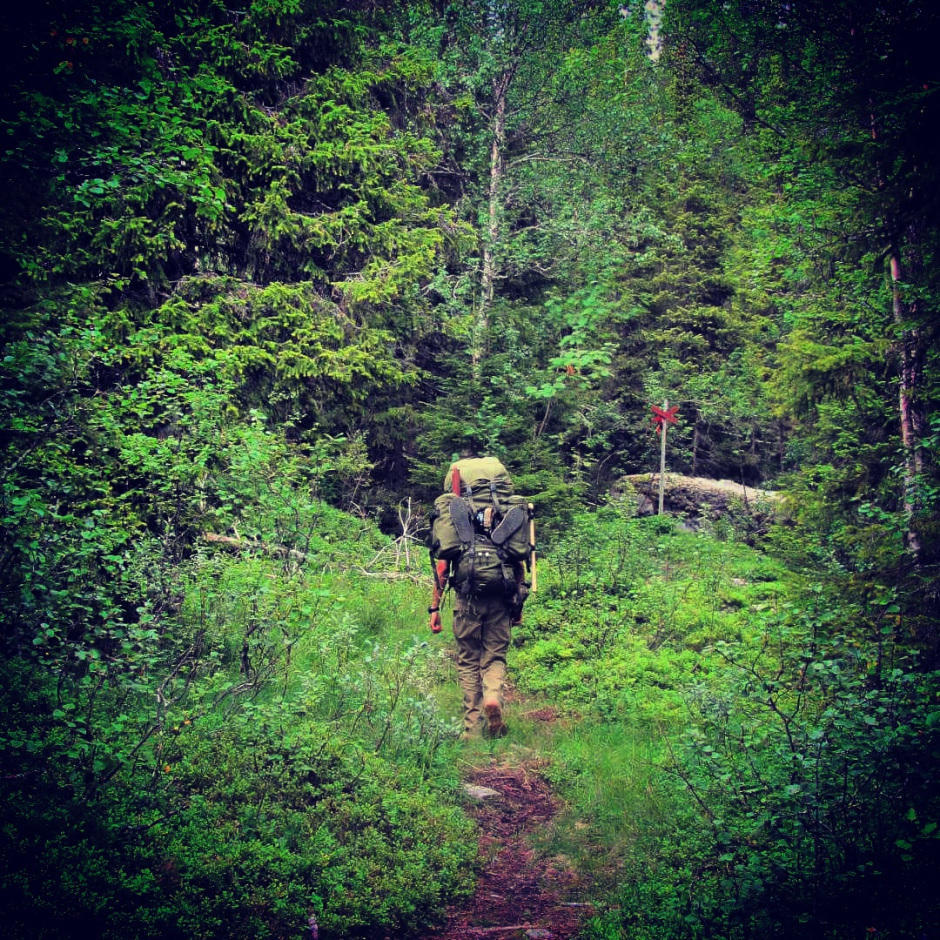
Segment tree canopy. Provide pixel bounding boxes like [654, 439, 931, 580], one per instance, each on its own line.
[1, 1, 938, 936]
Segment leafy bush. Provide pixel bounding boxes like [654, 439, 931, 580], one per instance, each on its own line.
[1, 700, 474, 939]
[513, 509, 790, 720]
[582, 589, 940, 939]
[0, 469, 472, 938]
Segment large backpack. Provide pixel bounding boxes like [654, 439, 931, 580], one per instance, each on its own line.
[429, 458, 532, 598]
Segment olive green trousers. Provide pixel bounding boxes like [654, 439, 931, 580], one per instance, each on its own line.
[452, 592, 512, 732]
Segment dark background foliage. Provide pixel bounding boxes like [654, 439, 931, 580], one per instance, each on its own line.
[1, 0, 937, 936]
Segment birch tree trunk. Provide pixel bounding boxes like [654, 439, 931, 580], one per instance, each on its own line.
[889, 246, 926, 560]
[471, 70, 509, 380]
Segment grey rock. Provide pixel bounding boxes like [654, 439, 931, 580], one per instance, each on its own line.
[462, 784, 501, 800]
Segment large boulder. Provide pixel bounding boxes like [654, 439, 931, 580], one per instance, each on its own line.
[615, 473, 784, 535]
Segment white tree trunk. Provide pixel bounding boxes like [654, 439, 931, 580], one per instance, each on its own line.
[889, 249, 924, 560]
[472, 71, 509, 379]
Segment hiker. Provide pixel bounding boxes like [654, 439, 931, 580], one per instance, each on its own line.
[428, 454, 534, 739]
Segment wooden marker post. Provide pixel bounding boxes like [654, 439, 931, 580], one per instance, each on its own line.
[650, 400, 680, 515]
[658, 398, 668, 515]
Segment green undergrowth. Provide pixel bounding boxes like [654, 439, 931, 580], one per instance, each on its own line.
[493, 507, 939, 939]
[1, 504, 474, 939]
[4, 491, 938, 939]
[512, 507, 793, 722]
[447, 507, 803, 916]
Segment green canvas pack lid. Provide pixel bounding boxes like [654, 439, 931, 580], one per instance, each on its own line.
[443, 457, 511, 493]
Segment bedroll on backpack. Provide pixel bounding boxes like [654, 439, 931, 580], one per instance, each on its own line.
[429, 492, 465, 561]
[443, 456, 510, 495]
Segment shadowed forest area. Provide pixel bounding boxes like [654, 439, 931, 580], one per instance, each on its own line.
[1, 1, 939, 937]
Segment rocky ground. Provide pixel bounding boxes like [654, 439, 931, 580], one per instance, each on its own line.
[619, 472, 783, 535]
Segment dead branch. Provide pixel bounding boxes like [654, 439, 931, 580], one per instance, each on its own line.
[203, 532, 308, 562]
[204, 532, 427, 583]
[351, 568, 425, 583]
[454, 928, 538, 935]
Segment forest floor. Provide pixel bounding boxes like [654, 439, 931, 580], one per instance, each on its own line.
[429, 697, 595, 940]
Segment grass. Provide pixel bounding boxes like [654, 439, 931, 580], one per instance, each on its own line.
[146, 510, 807, 933]
[416, 515, 803, 926]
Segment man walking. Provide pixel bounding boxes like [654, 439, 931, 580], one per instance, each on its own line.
[428, 454, 530, 739]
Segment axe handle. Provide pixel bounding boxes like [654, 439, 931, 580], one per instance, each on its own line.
[528, 505, 537, 593]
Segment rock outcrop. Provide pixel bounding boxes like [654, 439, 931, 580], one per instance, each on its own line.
[615, 473, 784, 535]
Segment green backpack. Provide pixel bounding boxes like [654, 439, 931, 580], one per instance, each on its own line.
[429, 458, 532, 597]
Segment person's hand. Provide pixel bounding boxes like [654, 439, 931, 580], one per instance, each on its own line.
[429, 609, 442, 633]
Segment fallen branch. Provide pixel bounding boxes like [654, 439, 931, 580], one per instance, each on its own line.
[204, 533, 427, 583]
[203, 532, 308, 562]
[351, 568, 425, 583]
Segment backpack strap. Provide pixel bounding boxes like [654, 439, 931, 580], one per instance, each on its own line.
[488, 479, 503, 514]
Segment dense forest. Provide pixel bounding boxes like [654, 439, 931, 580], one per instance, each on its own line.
[1, 0, 938, 937]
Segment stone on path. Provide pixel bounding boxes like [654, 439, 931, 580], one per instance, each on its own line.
[463, 784, 501, 800]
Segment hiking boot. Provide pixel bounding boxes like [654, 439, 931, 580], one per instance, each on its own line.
[483, 699, 506, 738]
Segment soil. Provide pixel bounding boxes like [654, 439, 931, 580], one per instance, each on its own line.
[428, 760, 593, 940]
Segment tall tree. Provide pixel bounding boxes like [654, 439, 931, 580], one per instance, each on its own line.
[667, 0, 940, 565]
[0, 0, 466, 655]
[415, 2, 621, 379]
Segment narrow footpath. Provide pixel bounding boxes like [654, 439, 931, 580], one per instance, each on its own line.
[429, 757, 593, 940]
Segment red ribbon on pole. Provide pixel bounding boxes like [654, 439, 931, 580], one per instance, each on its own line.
[651, 404, 679, 434]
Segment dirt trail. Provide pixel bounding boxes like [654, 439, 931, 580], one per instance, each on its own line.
[429, 758, 592, 940]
